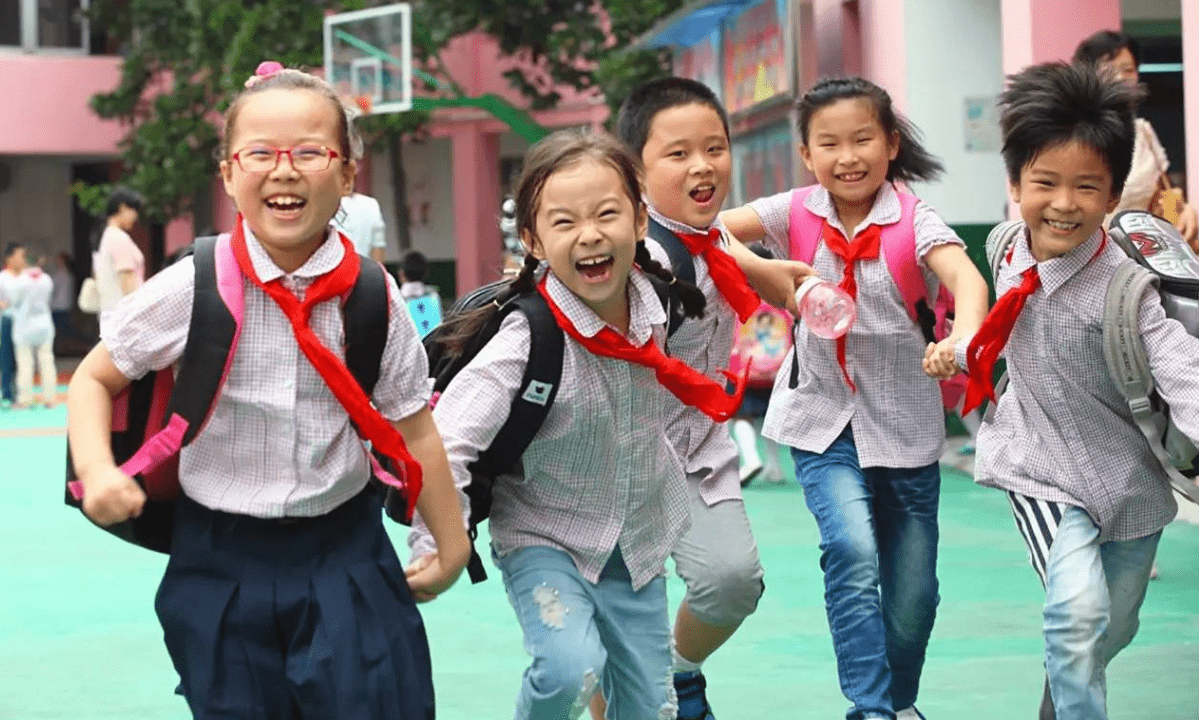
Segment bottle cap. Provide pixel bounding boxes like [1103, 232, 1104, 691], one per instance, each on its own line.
[794, 276, 825, 307]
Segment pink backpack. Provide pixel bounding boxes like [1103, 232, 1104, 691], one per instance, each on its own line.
[787, 185, 960, 408]
[729, 301, 794, 389]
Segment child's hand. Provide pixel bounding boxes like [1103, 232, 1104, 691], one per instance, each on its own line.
[923, 338, 961, 380]
[80, 465, 146, 526]
[745, 257, 817, 314]
[405, 552, 464, 603]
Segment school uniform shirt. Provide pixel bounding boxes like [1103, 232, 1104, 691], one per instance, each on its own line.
[416, 271, 691, 591]
[13, 269, 54, 347]
[964, 227, 1199, 542]
[335, 193, 387, 258]
[0, 270, 19, 319]
[103, 221, 429, 518]
[643, 206, 743, 505]
[94, 225, 145, 313]
[747, 182, 964, 468]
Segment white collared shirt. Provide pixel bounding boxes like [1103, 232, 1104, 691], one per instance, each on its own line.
[413, 270, 690, 590]
[746, 183, 964, 467]
[972, 225, 1199, 541]
[105, 221, 429, 517]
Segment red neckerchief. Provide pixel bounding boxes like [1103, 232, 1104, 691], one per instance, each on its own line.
[962, 230, 1108, 415]
[820, 221, 882, 392]
[674, 227, 761, 322]
[229, 217, 423, 517]
[536, 276, 748, 423]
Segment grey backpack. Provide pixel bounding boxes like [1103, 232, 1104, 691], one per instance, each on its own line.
[985, 212, 1199, 505]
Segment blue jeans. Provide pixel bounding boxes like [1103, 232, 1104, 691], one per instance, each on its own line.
[1042, 506, 1159, 720]
[0, 316, 15, 402]
[791, 426, 940, 720]
[494, 545, 675, 720]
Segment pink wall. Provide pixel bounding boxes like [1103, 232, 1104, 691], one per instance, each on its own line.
[1185, 1, 1199, 202]
[1000, 0, 1119, 75]
[860, 0, 907, 112]
[0, 55, 128, 155]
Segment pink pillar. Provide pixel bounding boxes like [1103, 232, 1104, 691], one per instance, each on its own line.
[451, 125, 503, 294]
[1184, 1, 1199, 199]
[860, 0, 906, 111]
[165, 216, 193, 256]
[1000, 0, 1119, 75]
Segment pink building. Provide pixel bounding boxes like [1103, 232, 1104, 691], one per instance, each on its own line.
[3, 0, 1195, 296]
[0, 16, 604, 296]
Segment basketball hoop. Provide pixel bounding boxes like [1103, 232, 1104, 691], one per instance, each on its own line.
[355, 95, 374, 115]
[323, 3, 413, 116]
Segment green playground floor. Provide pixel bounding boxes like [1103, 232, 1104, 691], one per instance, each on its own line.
[2, 399, 1198, 720]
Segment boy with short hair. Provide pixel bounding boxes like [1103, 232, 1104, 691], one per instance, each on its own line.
[610, 77, 811, 720]
[957, 62, 1199, 720]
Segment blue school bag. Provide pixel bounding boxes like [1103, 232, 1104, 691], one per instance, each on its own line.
[421, 268, 684, 582]
[64, 234, 400, 552]
[985, 212, 1199, 505]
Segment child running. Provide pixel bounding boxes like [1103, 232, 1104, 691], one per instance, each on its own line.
[67, 64, 469, 719]
[408, 129, 747, 720]
[610, 77, 807, 720]
[953, 62, 1199, 720]
[721, 77, 989, 720]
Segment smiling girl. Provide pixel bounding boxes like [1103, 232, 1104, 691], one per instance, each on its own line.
[408, 129, 749, 719]
[721, 77, 989, 720]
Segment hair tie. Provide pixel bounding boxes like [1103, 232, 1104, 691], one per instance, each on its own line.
[245, 60, 284, 88]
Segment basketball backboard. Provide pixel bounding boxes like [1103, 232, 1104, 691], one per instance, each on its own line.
[323, 3, 412, 115]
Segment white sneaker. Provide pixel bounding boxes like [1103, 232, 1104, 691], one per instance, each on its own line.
[896, 708, 924, 720]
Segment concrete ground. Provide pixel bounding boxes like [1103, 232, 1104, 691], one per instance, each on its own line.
[2, 401, 1197, 719]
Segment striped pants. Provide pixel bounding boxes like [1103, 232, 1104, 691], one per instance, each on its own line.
[1006, 493, 1160, 720]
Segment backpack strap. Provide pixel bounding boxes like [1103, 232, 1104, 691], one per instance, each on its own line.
[1102, 263, 1199, 505]
[878, 191, 933, 337]
[646, 216, 696, 287]
[985, 221, 1026, 292]
[462, 291, 565, 582]
[643, 272, 685, 338]
[118, 234, 242, 481]
[787, 185, 823, 264]
[343, 256, 389, 397]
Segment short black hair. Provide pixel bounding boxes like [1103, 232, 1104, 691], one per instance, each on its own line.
[616, 77, 730, 156]
[3, 242, 24, 261]
[105, 186, 144, 219]
[401, 250, 427, 283]
[999, 62, 1138, 196]
[1073, 30, 1141, 68]
[796, 77, 943, 183]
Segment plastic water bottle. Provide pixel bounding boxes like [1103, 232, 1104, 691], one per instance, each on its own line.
[794, 277, 857, 339]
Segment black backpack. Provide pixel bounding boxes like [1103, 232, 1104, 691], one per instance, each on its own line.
[421, 271, 682, 582]
[65, 235, 393, 552]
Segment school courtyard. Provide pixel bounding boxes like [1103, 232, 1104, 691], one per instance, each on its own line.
[2, 399, 1198, 720]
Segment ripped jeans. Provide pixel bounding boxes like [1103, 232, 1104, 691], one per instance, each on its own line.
[495, 545, 676, 720]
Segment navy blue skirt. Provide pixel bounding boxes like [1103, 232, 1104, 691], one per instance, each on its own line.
[154, 487, 435, 720]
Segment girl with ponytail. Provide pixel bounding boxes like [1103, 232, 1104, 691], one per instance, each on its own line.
[408, 128, 741, 720]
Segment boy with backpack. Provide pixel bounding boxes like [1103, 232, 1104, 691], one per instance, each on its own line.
[953, 62, 1199, 720]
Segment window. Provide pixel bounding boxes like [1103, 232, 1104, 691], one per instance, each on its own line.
[1, 0, 88, 51]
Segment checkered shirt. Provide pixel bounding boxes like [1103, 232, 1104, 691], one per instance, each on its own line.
[413, 271, 691, 591]
[643, 205, 743, 504]
[968, 225, 1199, 541]
[104, 221, 430, 518]
[746, 183, 963, 467]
